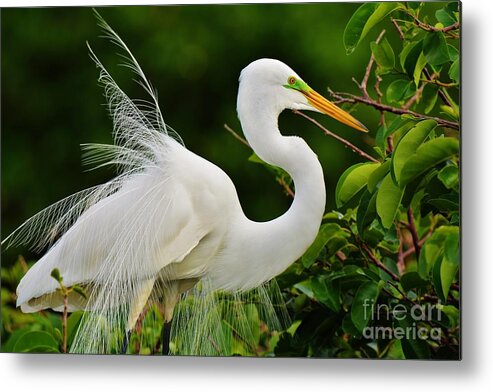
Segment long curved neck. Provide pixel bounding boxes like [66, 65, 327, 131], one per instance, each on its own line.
[229, 98, 326, 290]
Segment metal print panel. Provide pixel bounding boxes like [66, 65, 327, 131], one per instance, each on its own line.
[1, 1, 460, 359]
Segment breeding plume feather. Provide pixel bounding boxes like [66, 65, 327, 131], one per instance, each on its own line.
[3, 12, 367, 354]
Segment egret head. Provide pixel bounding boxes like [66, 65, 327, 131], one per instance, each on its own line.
[238, 58, 368, 132]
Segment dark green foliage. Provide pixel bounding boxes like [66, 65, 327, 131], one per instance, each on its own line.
[273, 1, 460, 359]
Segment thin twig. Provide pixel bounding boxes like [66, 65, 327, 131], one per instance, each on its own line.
[207, 336, 222, 354]
[401, 232, 432, 259]
[224, 123, 250, 147]
[336, 251, 347, 262]
[361, 242, 400, 282]
[62, 293, 68, 353]
[374, 75, 386, 126]
[406, 208, 421, 260]
[358, 30, 386, 98]
[410, 14, 459, 34]
[327, 88, 459, 129]
[292, 110, 379, 163]
[396, 227, 406, 274]
[402, 82, 426, 110]
[277, 177, 294, 198]
[423, 68, 455, 108]
[391, 17, 405, 40]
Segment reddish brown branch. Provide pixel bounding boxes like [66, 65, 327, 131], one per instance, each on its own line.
[224, 123, 250, 147]
[407, 208, 421, 260]
[62, 294, 68, 353]
[361, 242, 400, 282]
[327, 89, 459, 129]
[401, 231, 432, 259]
[423, 68, 455, 108]
[277, 177, 294, 198]
[410, 14, 459, 34]
[292, 110, 379, 163]
[391, 18, 405, 40]
[402, 82, 426, 111]
[356, 30, 386, 99]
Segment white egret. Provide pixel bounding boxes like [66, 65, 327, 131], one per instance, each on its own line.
[3, 15, 367, 354]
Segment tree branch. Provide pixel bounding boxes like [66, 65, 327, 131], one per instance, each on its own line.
[401, 231, 432, 259]
[423, 68, 455, 108]
[224, 123, 250, 147]
[361, 242, 400, 282]
[292, 110, 379, 163]
[391, 17, 405, 40]
[326, 88, 459, 129]
[277, 176, 294, 198]
[402, 81, 426, 110]
[410, 13, 459, 34]
[407, 208, 421, 260]
[355, 30, 386, 99]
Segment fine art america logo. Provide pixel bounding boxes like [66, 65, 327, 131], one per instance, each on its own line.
[362, 299, 442, 342]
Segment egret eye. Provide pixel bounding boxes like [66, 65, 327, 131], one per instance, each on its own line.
[288, 76, 296, 85]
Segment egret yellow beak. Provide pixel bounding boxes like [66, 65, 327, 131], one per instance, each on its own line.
[303, 89, 368, 133]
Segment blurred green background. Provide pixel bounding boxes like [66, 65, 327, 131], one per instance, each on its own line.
[2, 3, 383, 264]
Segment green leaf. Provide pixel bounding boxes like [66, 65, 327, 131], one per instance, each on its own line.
[53, 328, 63, 345]
[51, 268, 62, 283]
[432, 254, 445, 301]
[357, 190, 377, 234]
[370, 38, 395, 70]
[368, 160, 391, 193]
[351, 280, 380, 332]
[419, 225, 458, 279]
[400, 40, 423, 77]
[422, 83, 439, 114]
[1, 326, 33, 352]
[427, 196, 459, 212]
[423, 32, 450, 66]
[448, 44, 459, 62]
[378, 224, 400, 253]
[335, 162, 380, 207]
[441, 228, 459, 299]
[386, 79, 410, 103]
[12, 330, 59, 353]
[376, 174, 404, 229]
[67, 311, 84, 346]
[391, 119, 437, 183]
[395, 312, 431, 359]
[413, 51, 427, 87]
[436, 7, 456, 27]
[400, 138, 459, 187]
[301, 223, 342, 268]
[342, 313, 361, 337]
[438, 165, 459, 190]
[71, 285, 87, 300]
[311, 276, 341, 312]
[23, 345, 59, 353]
[449, 58, 459, 83]
[440, 104, 459, 121]
[343, 2, 401, 54]
[438, 304, 459, 328]
[400, 272, 429, 291]
[376, 117, 414, 152]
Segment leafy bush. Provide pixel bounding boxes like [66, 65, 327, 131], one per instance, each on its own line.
[271, 1, 460, 359]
